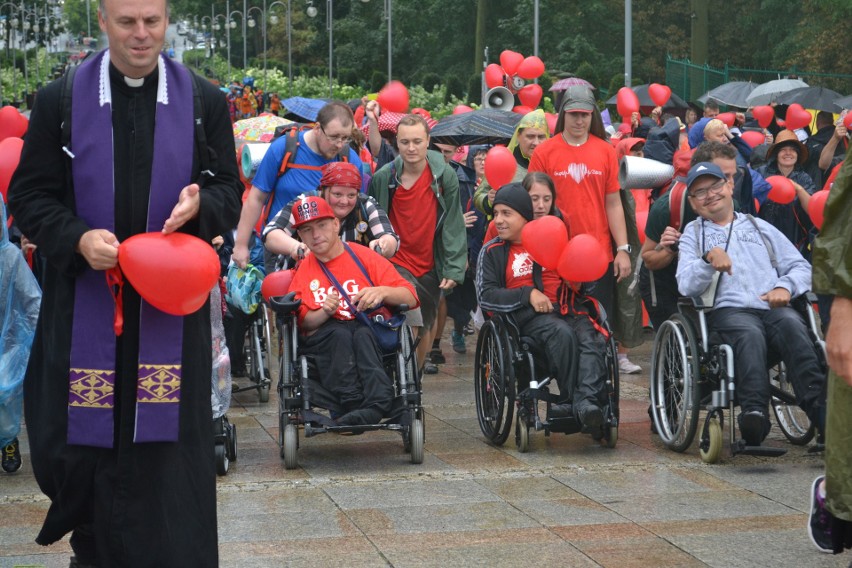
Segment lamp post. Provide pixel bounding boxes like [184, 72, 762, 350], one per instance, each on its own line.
[247, 5, 263, 84]
[267, 1, 289, 95]
[228, 6, 246, 73]
[0, 3, 21, 102]
[383, 0, 391, 82]
[305, 0, 332, 98]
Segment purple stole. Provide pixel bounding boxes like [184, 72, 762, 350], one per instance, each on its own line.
[67, 51, 194, 447]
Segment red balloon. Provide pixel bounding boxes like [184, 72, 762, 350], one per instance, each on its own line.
[0, 137, 24, 203]
[717, 112, 736, 127]
[118, 233, 220, 316]
[635, 211, 648, 245]
[739, 130, 766, 148]
[512, 105, 534, 115]
[411, 107, 432, 119]
[517, 56, 545, 80]
[785, 103, 812, 131]
[752, 105, 775, 129]
[648, 83, 671, 107]
[518, 84, 543, 108]
[544, 112, 558, 135]
[776, 118, 786, 128]
[616, 87, 640, 119]
[521, 216, 568, 270]
[754, 198, 760, 213]
[844, 113, 852, 130]
[808, 189, 830, 230]
[453, 104, 474, 115]
[0, 106, 28, 142]
[557, 235, 608, 283]
[377, 80, 409, 114]
[499, 50, 524, 76]
[766, 175, 796, 205]
[483, 145, 517, 189]
[485, 63, 505, 90]
[261, 269, 294, 302]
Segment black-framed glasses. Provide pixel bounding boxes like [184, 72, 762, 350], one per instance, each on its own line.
[320, 124, 352, 145]
[689, 179, 727, 201]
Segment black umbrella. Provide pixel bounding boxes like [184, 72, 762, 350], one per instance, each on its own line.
[776, 86, 845, 112]
[698, 81, 758, 108]
[429, 109, 522, 146]
[835, 94, 852, 111]
[605, 84, 689, 109]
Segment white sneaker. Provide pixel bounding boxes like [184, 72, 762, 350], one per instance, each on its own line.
[618, 356, 642, 374]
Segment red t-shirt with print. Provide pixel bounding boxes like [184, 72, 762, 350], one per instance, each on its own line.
[388, 165, 437, 277]
[504, 243, 561, 302]
[289, 243, 418, 325]
[528, 135, 620, 262]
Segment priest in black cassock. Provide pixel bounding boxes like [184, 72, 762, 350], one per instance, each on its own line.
[7, 0, 242, 565]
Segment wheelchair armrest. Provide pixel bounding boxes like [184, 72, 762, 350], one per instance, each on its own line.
[269, 291, 302, 316]
[678, 296, 712, 310]
[803, 291, 818, 304]
[393, 303, 410, 314]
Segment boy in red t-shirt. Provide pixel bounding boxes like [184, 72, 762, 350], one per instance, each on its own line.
[288, 196, 418, 426]
[476, 184, 609, 432]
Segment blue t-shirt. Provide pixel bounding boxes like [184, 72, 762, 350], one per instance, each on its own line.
[252, 131, 363, 223]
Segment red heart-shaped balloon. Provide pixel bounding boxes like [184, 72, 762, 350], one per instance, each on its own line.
[717, 112, 736, 127]
[740, 130, 766, 148]
[521, 216, 568, 271]
[118, 232, 220, 316]
[843, 113, 852, 130]
[262, 269, 294, 302]
[808, 189, 830, 229]
[648, 83, 671, 107]
[785, 104, 812, 131]
[485, 64, 505, 90]
[499, 50, 524, 76]
[512, 105, 534, 115]
[0, 136, 24, 203]
[752, 105, 775, 129]
[377, 80, 409, 114]
[518, 84, 543, 109]
[453, 104, 473, 115]
[616, 87, 640, 119]
[484, 145, 517, 189]
[557, 234, 608, 282]
[517, 56, 545, 80]
[0, 105, 28, 142]
[766, 176, 796, 205]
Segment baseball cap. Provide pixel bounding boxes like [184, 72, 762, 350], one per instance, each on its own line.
[686, 162, 726, 192]
[560, 85, 596, 113]
[292, 195, 336, 228]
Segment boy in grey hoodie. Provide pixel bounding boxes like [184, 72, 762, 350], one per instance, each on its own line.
[676, 162, 826, 446]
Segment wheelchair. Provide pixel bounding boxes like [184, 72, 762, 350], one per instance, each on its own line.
[650, 292, 826, 464]
[231, 303, 275, 402]
[269, 292, 424, 470]
[474, 309, 620, 453]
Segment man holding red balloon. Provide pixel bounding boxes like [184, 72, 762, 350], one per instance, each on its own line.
[529, 85, 632, 320]
[7, 0, 243, 564]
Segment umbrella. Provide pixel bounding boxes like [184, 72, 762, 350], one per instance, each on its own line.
[549, 77, 595, 92]
[835, 94, 852, 111]
[605, 84, 689, 109]
[775, 86, 845, 112]
[280, 97, 328, 122]
[233, 114, 294, 142]
[698, 81, 758, 108]
[745, 78, 809, 106]
[429, 109, 522, 146]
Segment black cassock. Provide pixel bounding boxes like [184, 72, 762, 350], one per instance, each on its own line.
[9, 63, 242, 567]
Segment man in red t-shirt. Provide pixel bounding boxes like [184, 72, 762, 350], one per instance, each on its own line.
[288, 196, 418, 426]
[476, 184, 609, 432]
[369, 115, 467, 372]
[528, 85, 631, 318]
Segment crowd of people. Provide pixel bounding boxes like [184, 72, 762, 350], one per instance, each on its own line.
[1, 0, 850, 564]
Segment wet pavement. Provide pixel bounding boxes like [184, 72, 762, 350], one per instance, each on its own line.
[2, 328, 849, 567]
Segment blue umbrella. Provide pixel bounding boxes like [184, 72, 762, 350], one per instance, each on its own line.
[280, 97, 328, 122]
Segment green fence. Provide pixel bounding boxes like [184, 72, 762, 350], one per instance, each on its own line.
[666, 56, 852, 106]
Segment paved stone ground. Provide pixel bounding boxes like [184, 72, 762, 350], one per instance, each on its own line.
[2, 328, 849, 567]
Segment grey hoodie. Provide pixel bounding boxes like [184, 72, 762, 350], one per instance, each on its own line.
[676, 213, 811, 310]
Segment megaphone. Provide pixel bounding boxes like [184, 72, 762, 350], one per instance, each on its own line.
[618, 155, 675, 190]
[484, 87, 514, 111]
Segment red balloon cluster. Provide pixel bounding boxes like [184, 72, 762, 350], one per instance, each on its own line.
[0, 106, 28, 142]
[766, 176, 796, 204]
[785, 104, 812, 131]
[118, 232, 220, 316]
[483, 145, 516, 189]
[648, 83, 672, 107]
[520, 217, 608, 283]
[484, 50, 547, 110]
[262, 269, 294, 302]
[616, 87, 639, 119]
[376, 81, 409, 114]
[808, 189, 830, 230]
[752, 105, 775, 129]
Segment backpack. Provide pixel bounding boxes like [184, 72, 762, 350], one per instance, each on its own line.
[271, 123, 349, 180]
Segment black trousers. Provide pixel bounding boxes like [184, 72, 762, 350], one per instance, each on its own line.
[707, 306, 826, 420]
[299, 319, 394, 415]
[639, 263, 680, 329]
[446, 273, 477, 330]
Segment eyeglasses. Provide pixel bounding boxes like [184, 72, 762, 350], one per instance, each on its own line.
[473, 156, 486, 163]
[320, 125, 352, 145]
[689, 179, 727, 201]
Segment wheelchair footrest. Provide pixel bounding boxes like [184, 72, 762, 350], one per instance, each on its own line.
[732, 440, 787, 457]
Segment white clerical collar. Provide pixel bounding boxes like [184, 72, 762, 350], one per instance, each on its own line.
[124, 76, 144, 88]
[99, 50, 169, 107]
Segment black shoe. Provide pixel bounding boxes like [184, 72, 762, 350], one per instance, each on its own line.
[336, 408, 383, 426]
[429, 349, 446, 364]
[739, 410, 768, 446]
[548, 403, 573, 419]
[2, 438, 21, 473]
[577, 405, 603, 432]
[422, 361, 439, 375]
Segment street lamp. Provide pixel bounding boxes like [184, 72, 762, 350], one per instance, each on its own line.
[228, 6, 247, 70]
[267, 1, 289, 95]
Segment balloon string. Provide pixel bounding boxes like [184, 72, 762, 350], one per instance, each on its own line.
[105, 267, 124, 336]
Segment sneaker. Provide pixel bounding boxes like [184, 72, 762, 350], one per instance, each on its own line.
[808, 475, 834, 553]
[618, 355, 642, 374]
[429, 348, 446, 364]
[2, 438, 22, 473]
[422, 360, 439, 375]
[451, 330, 466, 354]
[463, 323, 476, 336]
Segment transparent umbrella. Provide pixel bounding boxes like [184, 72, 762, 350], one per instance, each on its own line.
[745, 79, 809, 106]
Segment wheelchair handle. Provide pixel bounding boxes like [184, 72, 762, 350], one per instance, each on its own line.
[269, 291, 302, 316]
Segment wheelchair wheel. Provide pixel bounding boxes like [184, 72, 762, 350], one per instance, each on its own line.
[474, 321, 515, 445]
[604, 425, 618, 449]
[771, 362, 815, 446]
[283, 423, 298, 470]
[650, 314, 700, 452]
[215, 442, 229, 476]
[410, 416, 425, 464]
[259, 370, 271, 402]
[515, 413, 530, 453]
[699, 417, 723, 464]
[228, 423, 238, 462]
